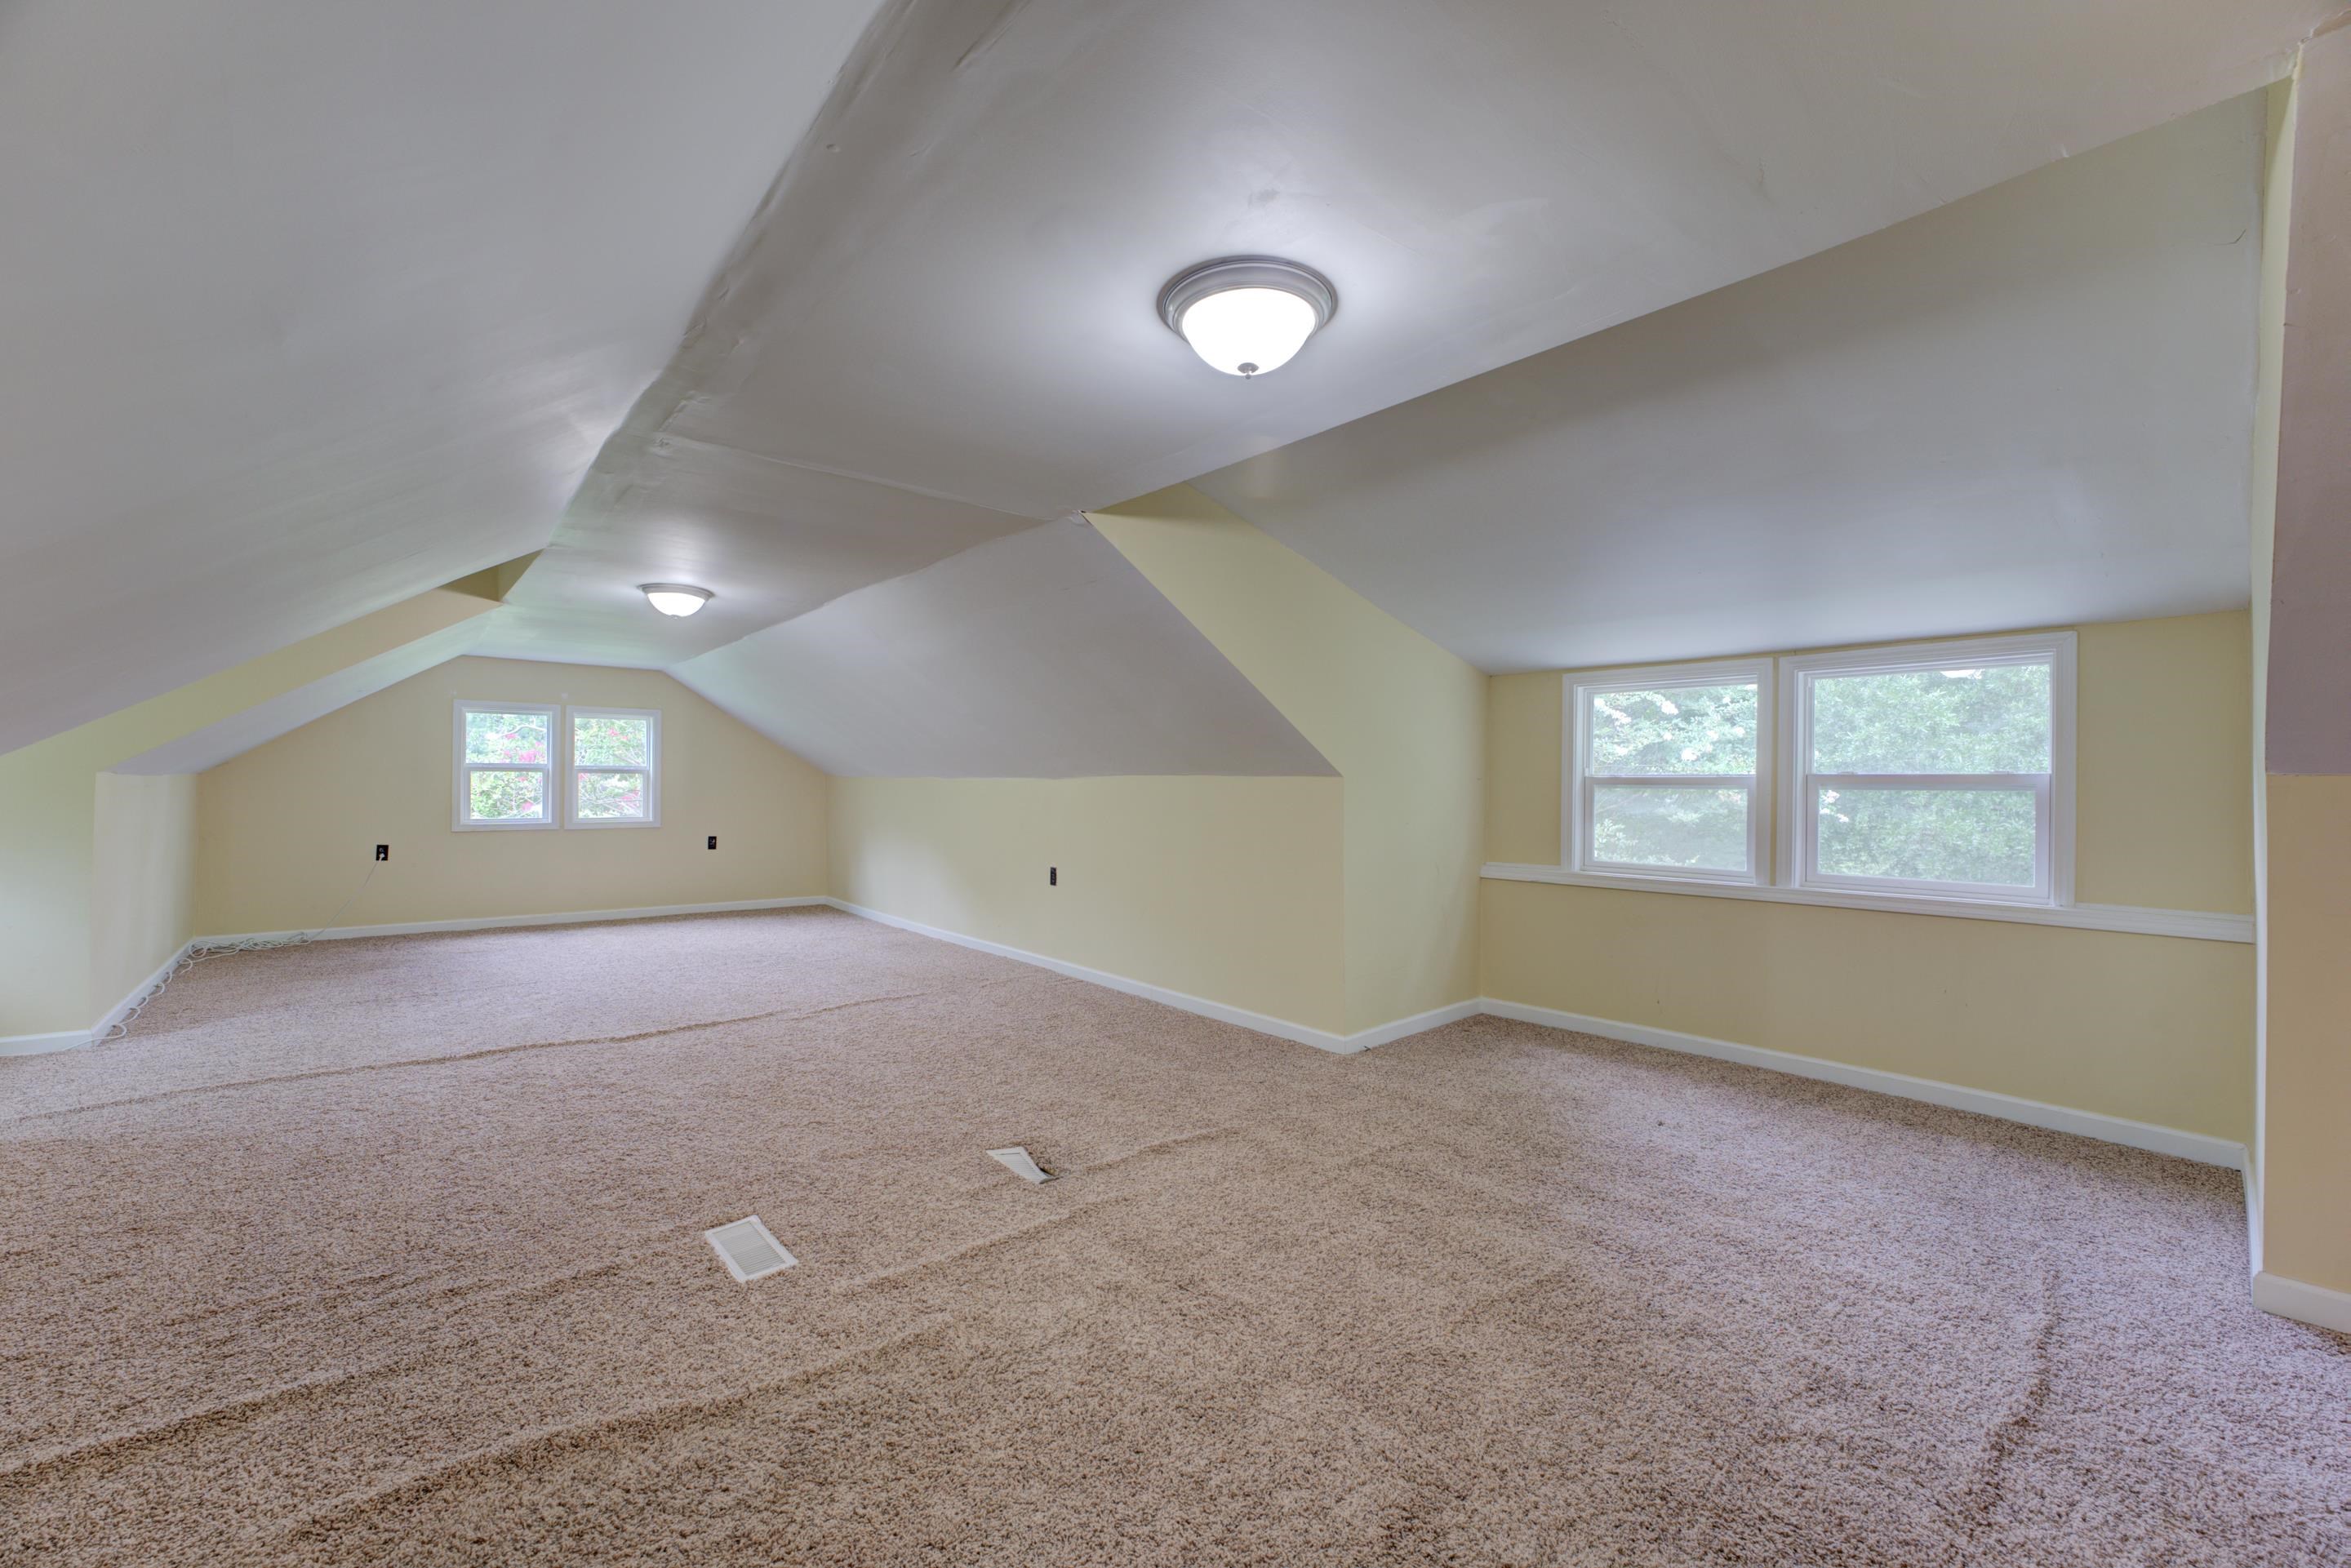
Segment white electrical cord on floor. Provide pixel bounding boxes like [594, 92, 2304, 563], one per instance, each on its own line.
[98, 860, 382, 1044]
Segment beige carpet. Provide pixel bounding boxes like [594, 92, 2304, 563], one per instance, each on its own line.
[3, 908, 2345, 1566]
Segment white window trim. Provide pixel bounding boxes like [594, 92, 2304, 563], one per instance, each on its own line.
[566, 706, 662, 829]
[452, 700, 562, 831]
[1563, 656, 1773, 889]
[1477, 861, 2249, 944]
[1775, 630, 2076, 908]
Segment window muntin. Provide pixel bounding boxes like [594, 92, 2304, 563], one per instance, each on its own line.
[1781, 635, 2072, 906]
[1569, 661, 1767, 886]
[567, 708, 660, 828]
[454, 703, 559, 829]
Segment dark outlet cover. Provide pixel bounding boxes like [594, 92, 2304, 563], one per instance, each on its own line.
[375, 844, 389, 861]
[707, 835, 718, 850]
[1049, 866, 1057, 886]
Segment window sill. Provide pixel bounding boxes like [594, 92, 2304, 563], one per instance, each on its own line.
[1481, 863, 2251, 944]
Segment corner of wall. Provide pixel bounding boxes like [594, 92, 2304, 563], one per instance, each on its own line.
[1087, 485, 1486, 1035]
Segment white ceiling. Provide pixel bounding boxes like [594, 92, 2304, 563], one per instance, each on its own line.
[4, 0, 2336, 767]
[670, 519, 1332, 777]
[1194, 94, 2271, 673]
[482, 438, 1033, 669]
[505, 0, 2324, 714]
[0, 0, 888, 755]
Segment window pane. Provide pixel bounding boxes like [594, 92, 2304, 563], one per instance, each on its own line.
[1587, 683, 1758, 776]
[1811, 664, 2049, 774]
[1815, 788, 2037, 886]
[469, 770, 546, 821]
[1591, 785, 1749, 871]
[573, 714, 649, 767]
[464, 710, 551, 766]
[576, 770, 649, 820]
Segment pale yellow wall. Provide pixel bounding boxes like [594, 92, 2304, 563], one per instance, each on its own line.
[830, 776, 1348, 1034]
[1482, 611, 2257, 1141]
[2075, 614, 2254, 913]
[1089, 488, 1485, 1033]
[2253, 40, 2351, 1299]
[197, 657, 829, 935]
[2260, 775, 2351, 1289]
[1486, 671, 1563, 865]
[89, 773, 199, 1014]
[1, 584, 496, 1036]
[1482, 879, 2252, 1140]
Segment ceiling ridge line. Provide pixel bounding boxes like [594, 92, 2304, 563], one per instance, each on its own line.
[646, 431, 1047, 522]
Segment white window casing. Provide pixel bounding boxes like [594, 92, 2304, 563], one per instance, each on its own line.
[1563, 657, 1772, 889]
[1557, 633, 2076, 913]
[453, 700, 562, 831]
[1775, 631, 2075, 908]
[565, 706, 661, 829]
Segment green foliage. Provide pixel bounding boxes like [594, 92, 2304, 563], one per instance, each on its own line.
[1812, 664, 2048, 774]
[1805, 661, 2049, 885]
[469, 769, 544, 820]
[1584, 682, 1757, 870]
[576, 771, 647, 819]
[464, 711, 548, 766]
[1588, 682, 1757, 777]
[574, 716, 648, 767]
[1817, 788, 2036, 886]
[1593, 785, 1748, 870]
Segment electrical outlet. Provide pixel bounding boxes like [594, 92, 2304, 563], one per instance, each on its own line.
[375, 844, 389, 861]
[1048, 866, 1057, 886]
[707, 835, 718, 851]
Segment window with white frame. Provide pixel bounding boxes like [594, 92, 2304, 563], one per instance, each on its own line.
[1779, 633, 2073, 905]
[1567, 660, 1769, 886]
[567, 708, 660, 828]
[454, 702, 560, 829]
[1558, 633, 2077, 909]
[452, 702, 663, 831]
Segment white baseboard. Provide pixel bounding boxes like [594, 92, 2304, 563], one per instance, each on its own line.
[824, 898, 1392, 1053]
[1346, 998, 1487, 1050]
[0, 938, 201, 1057]
[2252, 1270, 2351, 1335]
[810, 908, 2251, 1172]
[0, 1028, 97, 1058]
[2243, 1162, 2264, 1278]
[824, 899, 1481, 1054]
[1478, 998, 2247, 1170]
[8, 899, 2256, 1197]
[95, 939, 198, 1040]
[195, 895, 833, 947]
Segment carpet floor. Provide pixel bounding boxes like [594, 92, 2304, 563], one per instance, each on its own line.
[2, 908, 2345, 1566]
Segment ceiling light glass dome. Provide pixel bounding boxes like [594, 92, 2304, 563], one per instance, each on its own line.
[639, 583, 713, 617]
[1158, 256, 1337, 378]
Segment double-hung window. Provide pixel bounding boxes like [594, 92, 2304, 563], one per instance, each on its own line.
[567, 708, 660, 828]
[454, 702, 560, 829]
[452, 701, 662, 831]
[1560, 633, 2076, 911]
[1779, 633, 2073, 905]
[1567, 659, 1769, 886]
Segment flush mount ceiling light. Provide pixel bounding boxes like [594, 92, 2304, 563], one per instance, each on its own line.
[639, 583, 713, 618]
[1158, 255, 1337, 378]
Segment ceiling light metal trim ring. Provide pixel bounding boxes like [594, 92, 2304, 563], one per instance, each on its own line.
[1156, 255, 1340, 340]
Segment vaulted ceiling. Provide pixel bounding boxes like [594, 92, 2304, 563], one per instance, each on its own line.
[3, 0, 2337, 768]
[1196, 94, 2269, 673]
